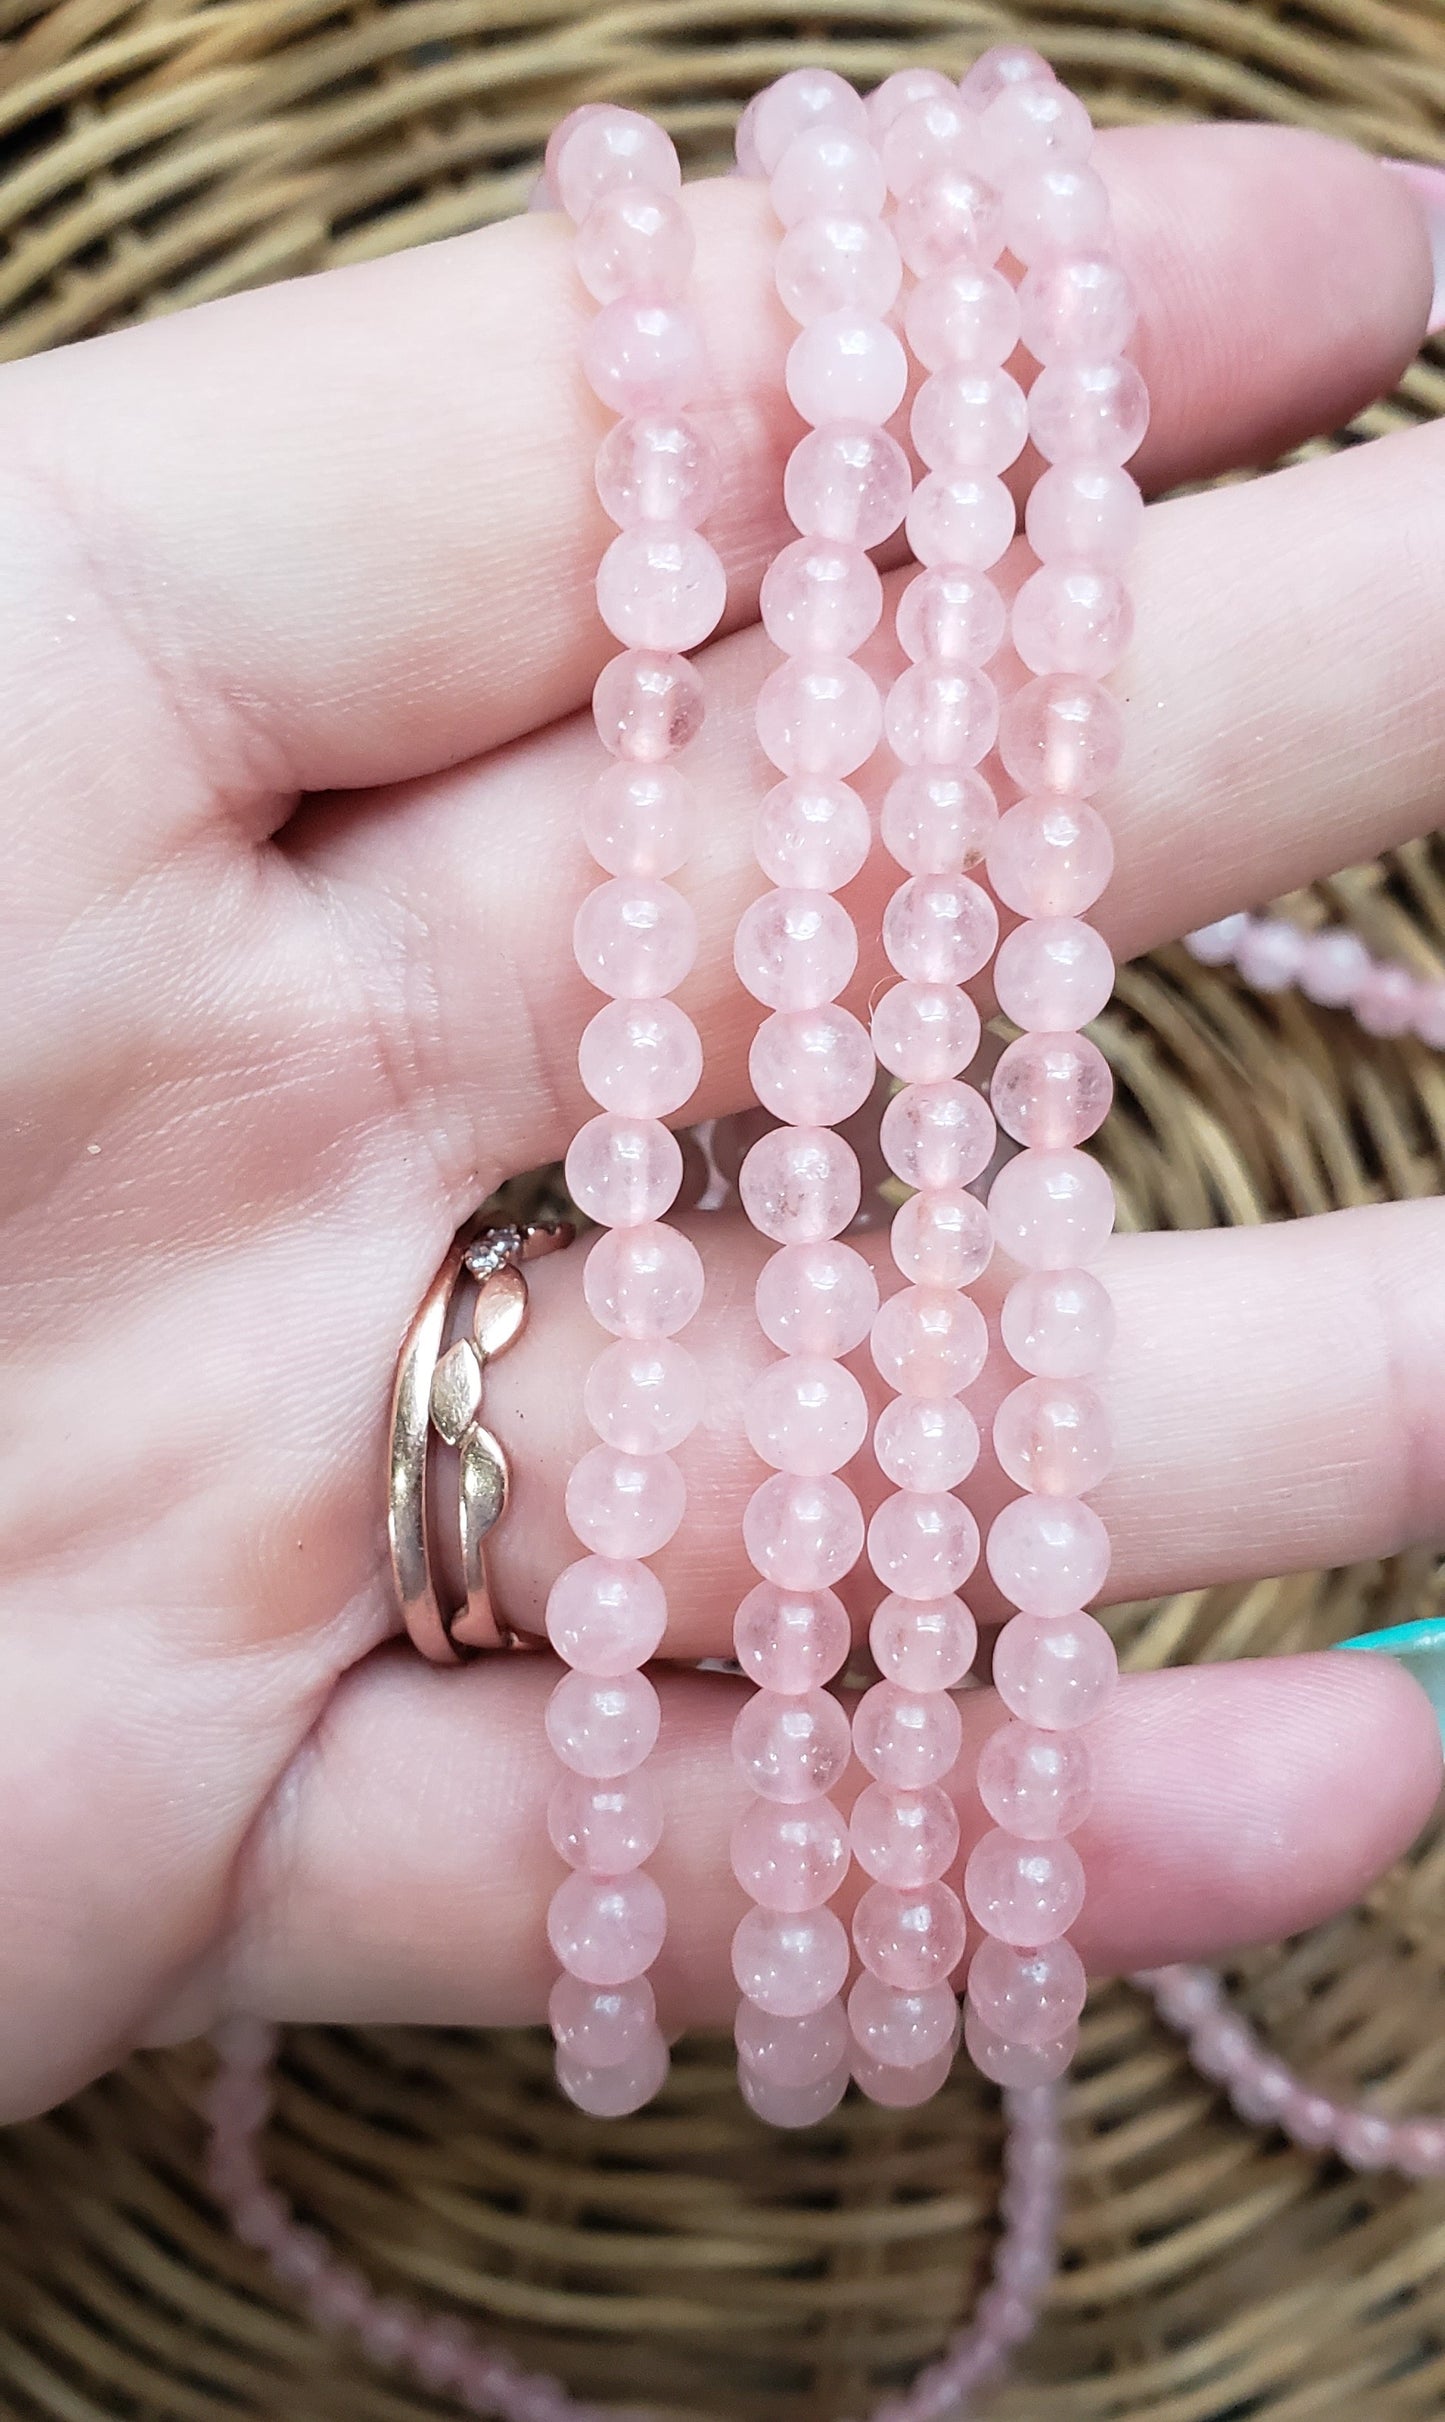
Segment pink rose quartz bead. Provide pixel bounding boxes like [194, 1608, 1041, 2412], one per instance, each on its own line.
[743, 1471, 866, 1588]
[576, 190, 695, 306]
[592, 647, 704, 759]
[963, 1831, 1085, 1947]
[880, 767, 998, 873]
[1003, 161, 1111, 264]
[760, 537, 884, 659]
[582, 300, 704, 414]
[872, 981, 984, 1082]
[906, 470, 1016, 569]
[895, 171, 1005, 279]
[986, 1501, 1111, 1618]
[583, 1335, 702, 1453]
[574, 878, 698, 999]
[732, 1687, 853, 1801]
[548, 1972, 658, 2065]
[583, 1221, 705, 1338]
[547, 1869, 669, 1985]
[964, 2006, 1077, 2086]
[731, 1796, 851, 1910]
[960, 44, 1056, 106]
[851, 2041, 958, 2106]
[1013, 563, 1133, 678]
[1000, 1266, 1115, 1376]
[854, 1879, 968, 1990]
[1355, 962, 1419, 1036]
[998, 674, 1125, 798]
[850, 1782, 960, 1886]
[565, 1112, 684, 1227]
[853, 1682, 964, 1788]
[986, 795, 1115, 917]
[905, 265, 1020, 372]
[967, 1937, 1087, 2044]
[750, 1005, 876, 1124]
[976, 1721, 1093, 1838]
[554, 107, 682, 221]
[547, 1773, 666, 1875]
[783, 423, 913, 545]
[739, 1126, 863, 1244]
[879, 93, 980, 198]
[889, 1187, 994, 1288]
[875, 1395, 981, 1492]
[738, 2063, 849, 2129]
[595, 523, 727, 651]
[734, 886, 859, 1010]
[755, 655, 883, 776]
[578, 998, 702, 1117]
[1232, 915, 1306, 993]
[555, 2034, 670, 2117]
[545, 101, 611, 191]
[884, 661, 1000, 767]
[545, 1669, 661, 1777]
[750, 67, 868, 176]
[880, 1079, 996, 1189]
[848, 1972, 959, 2066]
[1029, 357, 1149, 466]
[785, 312, 908, 427]
[992, 1612, 1119, 1728]
[733, 1582, 851, 1690]
[735, 1994, 850, 2087]
[979, 78, 1092, 178]
[1019, 253, 1136, 362]
[1298, 926, 1371, 1007]
[993, 1377, 1113, 1495]
[868, 66, 956, 135]
[911, 366, 1028, 474]
[754, 778, 872, 890]
[869, 1592, 978, 1689]
[988, 1147, 1116, 1268]
[744, 1353, 869, 1475]
[882, 873, 999, 984]
[871, 1286, 989, 1398]
[992, 1029, 1114, 1148]
[1025, 461, 1143, 565]
[582, 762, 696, 878]
[771, 123, 887, 223]
[867, 1490, 981, 1598]
[731, 1905, 852, 2017]
[595, 413, 721, 528]
[775, 212, 903, 323]
[754, 1239, 879, 1355]
[545, 1556, 669, 1674]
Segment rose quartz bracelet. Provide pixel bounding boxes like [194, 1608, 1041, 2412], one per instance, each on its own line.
[545, 103, 724, 2118]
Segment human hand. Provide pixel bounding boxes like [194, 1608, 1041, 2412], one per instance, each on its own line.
[1, 119, 1441, 2124]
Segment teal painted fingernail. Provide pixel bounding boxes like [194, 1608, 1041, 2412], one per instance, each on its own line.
[1337, 1617, 1445, 1735]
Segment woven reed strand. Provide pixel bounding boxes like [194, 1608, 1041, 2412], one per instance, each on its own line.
[0, 3, 1442, 2418]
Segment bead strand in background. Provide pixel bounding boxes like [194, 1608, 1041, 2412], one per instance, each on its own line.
[546, 103, 725, 2118]
[729, 67, 907, 2129]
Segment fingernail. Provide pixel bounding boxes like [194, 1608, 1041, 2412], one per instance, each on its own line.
[1337, 1616, 1445, 1736]
[1383, 159, 1445, 336]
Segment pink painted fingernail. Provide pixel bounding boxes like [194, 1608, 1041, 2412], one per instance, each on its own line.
[1384, 158, 1445, 336]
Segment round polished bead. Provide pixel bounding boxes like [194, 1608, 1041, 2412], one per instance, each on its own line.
[885, 661, 999, 767]
[867, 1489, 980, 1599]
[546, 101, 612, 189]
[976, 1721, 1093, 1839]
[545, 1555, 668, 1676]
[755, 1239, 879, 1356]
[994, 1376, 1112, 1496]
[545, 1669, 661, 1778]
[853, 1683, 963, 1789]
[574, 877, 697, 999]
[1002, 162, 1111, 266]
[751, 67, 869, 175]
[582, 762, 696, 878]
[576, 189, 695, 305]
[547, 1869, 668, 1985]
[967, 1934, 1087, 2046]
[998, 674, 1125, 798]
[992, 1030, 1113, 1149]
[852, 2040, 957, 2106]
[738, 2061, 849, 2128]
[989, 1147, 1115, 1269]
[906, 471, 1015, 569]
[1013, 564, 1133, 679]
[911, 366, 1028, 474]
[595, 524, 726, 651]
[750, 1006, 876, 1125]
[583, 1221, 705, 1339]
[760, 537, 884, 658]
[565, 1446, 686, 1560]
[869, 1592, 978, 1690]
[592, 648, 705, 760]
[1234, 916, 1306, 994]
[847, 1972, 959, 2066]
[744, 1353, 869, 1476]
[579, 998, 702, 1117]
[735, 1994, 850, 2088]
[754, 778, 871, 890]
[895, 169, 1004, 278]
[906, 264, 1020, 370]
[960, 45, 1056, 106]
[785, 313, 908, 428]
[547, 1773, 665, 1878]
[756, 656, 883, 778]
[895, 571, 1007, 673]
[595, 413, 721, 529]
[732, 1796, 851, 1911]
[991, 1611, 1118, 1725]
[1297, 927, 1372, 1007]
[872, 981, 982, 1083]
[963, 2006, 1077, 2085]
[875, 1395, 980, 1492]
[986, 796, 1115, 916]
[880, 1079, 996, 1190]
[743, 1471, 866, 1588]
[963, 1830, 1084, 1947]
[889, 1186, 993, 1288]
[986, 1494, 1110, 1616]
[882, 873, 998, 984]
[850, 1782, 960, 1887]
[880, 93, 980, 198]
[772, 123, 887, 223]
[740, 1126, 862, 1245]
[872, 1286, 988, 1397]
[775, 212, 903, 323]
[583, 1335, 702, 1453]
[582, 300, 704, 414]
[1025, 462, 1143, 565]
[548, 1971, 658, 2064]
[556, 2032, 670, 2117]
[732, 1686, 853, 1803]
[555, 106, 681, 219]
[1019, 254, 1136, 364]
[734, 887, 858, 1012]
[1000, 1266, 1115, 1377]
[734, 1582, 851, 1691]
[731, 1905, 851, 2017]
[854, 1879, 967, 1990]
[565, 1113, 683, 1227]
[980, 78, 1092, 177]
[868, 66, 956, 135]
[996, 917, 1115, 1031]
[784, 423, 913, 546]
[1030, 358, 1149, 466]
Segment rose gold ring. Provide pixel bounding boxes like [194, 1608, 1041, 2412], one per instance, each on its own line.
[388, 1218, 573, 1664]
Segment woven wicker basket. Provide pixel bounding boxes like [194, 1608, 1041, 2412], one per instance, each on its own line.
[1, 3, 1443, 2418]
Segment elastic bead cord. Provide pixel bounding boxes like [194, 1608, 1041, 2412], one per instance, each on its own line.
[545, 102, 725, 2118]
[728, 67, 906, 2129]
